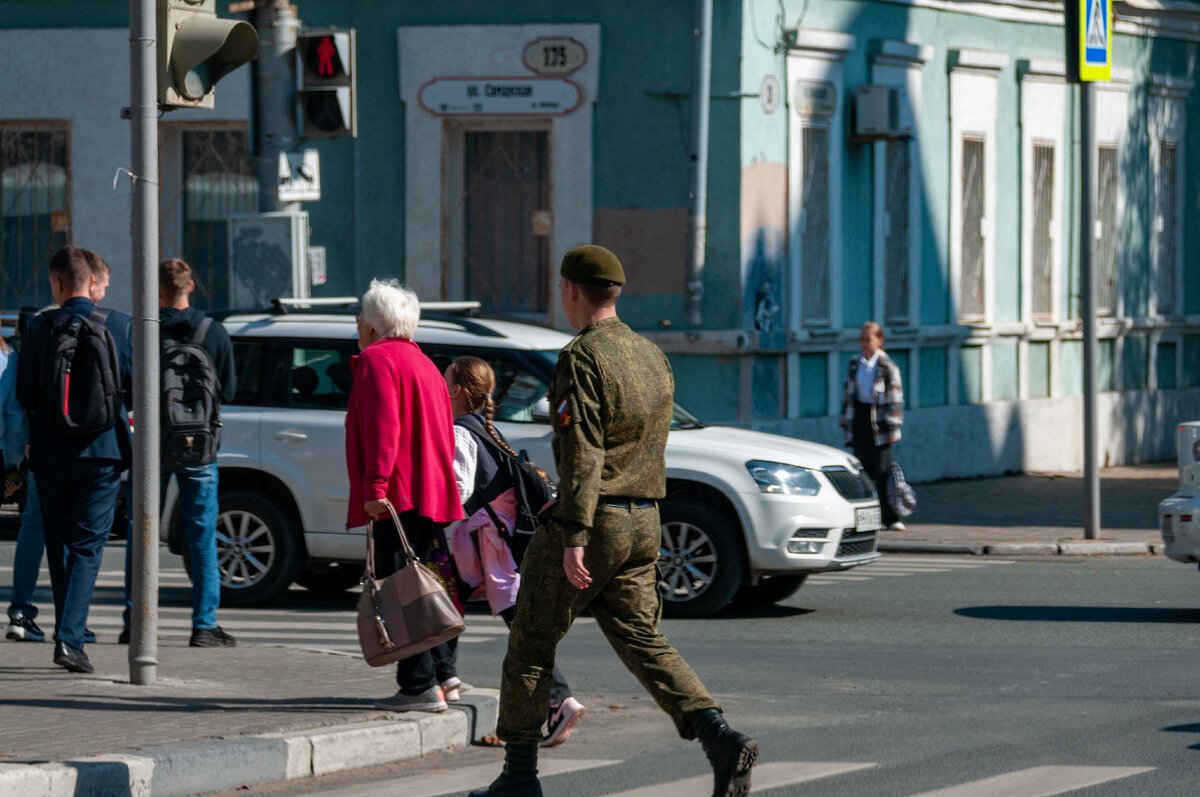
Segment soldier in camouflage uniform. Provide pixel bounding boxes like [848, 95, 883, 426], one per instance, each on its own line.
[469, 246, 758, 797]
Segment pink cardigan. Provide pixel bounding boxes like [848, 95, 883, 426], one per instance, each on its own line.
[344, 338, 464, 528]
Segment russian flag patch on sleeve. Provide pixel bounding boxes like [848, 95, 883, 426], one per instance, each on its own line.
[556, 397, 573, 425]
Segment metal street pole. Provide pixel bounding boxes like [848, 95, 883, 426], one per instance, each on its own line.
[1080, 81, 1100, 539]
[255, 0, 300, 214]
[129, 0, 161, 684]
[683, 0, 712, 326]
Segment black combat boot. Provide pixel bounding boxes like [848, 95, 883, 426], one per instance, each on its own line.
[467, 743, 542, 797]
[691, 708, 758, 797]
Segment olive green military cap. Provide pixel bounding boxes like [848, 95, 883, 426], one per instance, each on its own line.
[560, 244, 626, 286]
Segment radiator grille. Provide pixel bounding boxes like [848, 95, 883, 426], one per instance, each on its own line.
[836, 529, 877, 558]
[823, 467, 876, 502]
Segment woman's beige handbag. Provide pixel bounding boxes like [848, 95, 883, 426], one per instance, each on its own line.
[357, 502, 465, 667]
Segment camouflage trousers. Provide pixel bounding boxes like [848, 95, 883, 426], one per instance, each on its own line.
[497, 502, 720, 745]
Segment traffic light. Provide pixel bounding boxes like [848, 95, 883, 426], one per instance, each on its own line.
[158, 0, 259, 109]
[296, 28, 356, 139]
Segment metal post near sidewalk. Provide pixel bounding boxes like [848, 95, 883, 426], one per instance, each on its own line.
[255, 0, 300, 214]
[129, 0, 161, 684]
[1080, 81, 1100, 540]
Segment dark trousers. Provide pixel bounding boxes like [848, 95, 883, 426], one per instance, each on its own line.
[36, 460, 122, 649]
[372, 510, 458, 695]
[852, 401, 896, 527]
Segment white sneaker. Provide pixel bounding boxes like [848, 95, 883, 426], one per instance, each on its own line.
[889, 521, 906, 531]
[374, 685, 447, 712]
[541, 697, 585, 747]
[441, 676, 467, 702]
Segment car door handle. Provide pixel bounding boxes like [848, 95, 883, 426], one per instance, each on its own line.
[274, 429, 309, 442]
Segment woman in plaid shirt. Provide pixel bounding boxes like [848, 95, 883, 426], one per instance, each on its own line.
[840, 321, 906, 530]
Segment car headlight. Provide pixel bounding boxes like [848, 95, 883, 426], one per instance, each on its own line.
[745, 460, 822, 496]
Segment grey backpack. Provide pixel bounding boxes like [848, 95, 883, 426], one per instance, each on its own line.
[161, 317, 221, 468]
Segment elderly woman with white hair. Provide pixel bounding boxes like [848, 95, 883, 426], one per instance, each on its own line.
[345, 279, 464, 712]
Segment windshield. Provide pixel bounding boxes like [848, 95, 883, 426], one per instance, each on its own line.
[532, 350, 705, 430]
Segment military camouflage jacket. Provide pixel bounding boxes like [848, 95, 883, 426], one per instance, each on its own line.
[545, 317, 672, 547]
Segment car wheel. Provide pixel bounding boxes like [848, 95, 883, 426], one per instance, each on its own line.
[212, 490, 301, 607]
[296, 561, 363, 593]
[736, 573, 808, 606]
[658, 499, 745, 618]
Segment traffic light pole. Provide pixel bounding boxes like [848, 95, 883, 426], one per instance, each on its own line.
[129, 0, 161, 685]
[254, 0, 300, 213]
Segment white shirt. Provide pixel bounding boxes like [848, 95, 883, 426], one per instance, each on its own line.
[452, 425, 478, 504]
[855, 351, 881, 403]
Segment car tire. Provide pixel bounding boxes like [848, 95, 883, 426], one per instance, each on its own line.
[736, 573, 808, 606]
[658, 499, 745, 618]
[209, 490, 302, 607]
[297, 561, 364, 593]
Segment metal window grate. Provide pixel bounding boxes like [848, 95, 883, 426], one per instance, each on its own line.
[0, 122, 70, 310]
[1155, 141, 1178, 314]
[960, 136, 986, 319]
[180, 129, 257, 310]
[1096, 144, 1118, 315]
[883, 140, 910, 324]
[1031, 143, 1055, 319]
[800, 125, 830, 324]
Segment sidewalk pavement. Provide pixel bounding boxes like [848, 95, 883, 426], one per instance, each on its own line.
[880, 462, 1176, 556]
[0, 639, 498, 797]
[0, 463, 1178, 797]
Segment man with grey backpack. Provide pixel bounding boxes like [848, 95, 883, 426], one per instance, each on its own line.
[120, 258, 237, 647]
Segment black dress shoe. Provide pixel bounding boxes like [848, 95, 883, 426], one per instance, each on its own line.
[53, 641, 94, 674]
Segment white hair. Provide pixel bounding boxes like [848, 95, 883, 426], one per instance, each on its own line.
[360, 279, 420, 340]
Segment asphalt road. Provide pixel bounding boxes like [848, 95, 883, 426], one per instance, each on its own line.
[98, 552, 1193, 796]
[2, 541, 1197, 795]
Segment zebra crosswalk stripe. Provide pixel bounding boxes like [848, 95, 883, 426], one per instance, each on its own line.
[906, 765, 1155, 797]
[605, 761, 878, 797]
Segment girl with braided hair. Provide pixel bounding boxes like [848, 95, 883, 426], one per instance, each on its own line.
[444, 357, 585, 748]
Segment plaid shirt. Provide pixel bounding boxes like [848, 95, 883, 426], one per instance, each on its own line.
[840, 351, 904, 447]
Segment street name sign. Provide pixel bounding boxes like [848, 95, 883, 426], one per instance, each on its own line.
[418, 77, 583, 117]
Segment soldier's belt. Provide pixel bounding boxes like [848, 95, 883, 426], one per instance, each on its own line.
[599, 496, 657, 510]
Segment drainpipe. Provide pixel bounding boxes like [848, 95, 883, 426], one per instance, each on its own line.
[685, 0, 713, 326]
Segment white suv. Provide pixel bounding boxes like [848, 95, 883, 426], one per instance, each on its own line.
[1159, 421, 1200, 567]
[163, 306, 881, 617]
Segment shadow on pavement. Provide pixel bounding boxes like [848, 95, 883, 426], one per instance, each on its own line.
[0, 694, 378, 713]
[955, 605, 1200, 623]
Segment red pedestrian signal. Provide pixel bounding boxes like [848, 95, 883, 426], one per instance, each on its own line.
[296, 28, 356, 139]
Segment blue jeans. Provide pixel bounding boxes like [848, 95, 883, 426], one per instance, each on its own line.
[123, 464, 221, 630]
[7, 471, 45, 620]
[36, 461, 121, 649]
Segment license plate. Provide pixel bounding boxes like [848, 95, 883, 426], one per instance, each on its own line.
[1162, 515, 1175, 543]
[856, 506, 882, 532]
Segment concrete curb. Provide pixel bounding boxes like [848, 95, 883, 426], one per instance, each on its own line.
[881, 540, 1160, 556]
[0, 692, 497, 797]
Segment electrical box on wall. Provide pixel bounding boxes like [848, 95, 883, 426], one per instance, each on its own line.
[853, 84, 912, 140]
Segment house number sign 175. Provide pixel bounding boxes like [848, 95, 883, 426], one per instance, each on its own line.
[522, 36, 587, 76]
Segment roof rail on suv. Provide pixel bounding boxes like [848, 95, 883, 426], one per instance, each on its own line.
[267, 297, 483, 315]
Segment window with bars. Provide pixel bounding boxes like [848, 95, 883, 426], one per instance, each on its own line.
[960, 136, 986, 320]
[0, 123, 70, 310]
[1031, 142, 1055, 319]
[800, 125, 830, 324]
[181, 129, 257, 310]
[1155, 140, 1178, 315]
[1096, 144, 1119, 315]
[883, 140, 910, 324]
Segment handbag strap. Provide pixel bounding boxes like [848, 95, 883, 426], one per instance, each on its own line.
[364, 500, 419, 581]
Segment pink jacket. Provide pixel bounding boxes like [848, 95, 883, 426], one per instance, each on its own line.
[344, 338, 464, 528]
[450, 489, 521, 614]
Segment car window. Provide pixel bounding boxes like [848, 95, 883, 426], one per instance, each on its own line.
[421, 345, 551, 423]
[231, 340, 264, 405]
[288, 346, 356, 410]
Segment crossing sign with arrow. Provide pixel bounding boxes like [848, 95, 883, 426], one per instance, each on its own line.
[1070, 0, 1112, 82]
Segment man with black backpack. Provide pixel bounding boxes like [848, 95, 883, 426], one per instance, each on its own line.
[16, 246, 133, 674]
[120, 258, 237, 647]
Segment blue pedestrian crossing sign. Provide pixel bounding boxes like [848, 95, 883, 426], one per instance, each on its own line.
[1078, 0, 1112, 81]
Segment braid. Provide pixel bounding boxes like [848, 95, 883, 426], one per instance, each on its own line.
[483, 396, 519, 458]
